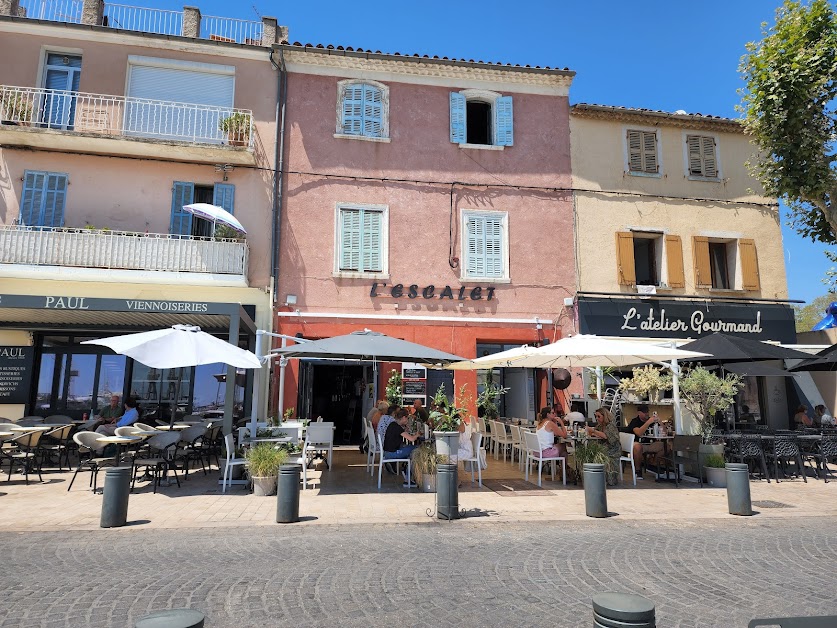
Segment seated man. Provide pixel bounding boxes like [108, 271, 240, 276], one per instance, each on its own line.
[93, 394, 122, 430]
[628, 404, 663, 480]
[383, 408, 421, 487]
[95, 397, 140, 437]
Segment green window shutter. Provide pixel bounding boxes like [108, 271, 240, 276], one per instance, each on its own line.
[339, 208, 361, 271]
[213, 183, 235, 214]
[465, 215, 485, 277]
[361, 210, 383, 272]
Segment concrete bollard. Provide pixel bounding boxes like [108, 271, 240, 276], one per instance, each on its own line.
[592, 592, 656, 628]
[436, 463, 459, 520]
[100, 466, 131, 528]
[725, 463, 753, 516]
[276, 464, 301, 523]
[135, 609, 205, 628]
[583, 463, 608, 518]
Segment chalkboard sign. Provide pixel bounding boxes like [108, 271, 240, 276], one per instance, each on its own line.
[403, 367, 425, 380]
[404, 381, 426, 396]
[0, 346, 34, 404]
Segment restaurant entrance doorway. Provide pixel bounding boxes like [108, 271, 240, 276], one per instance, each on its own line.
[301, 362, 366, 444]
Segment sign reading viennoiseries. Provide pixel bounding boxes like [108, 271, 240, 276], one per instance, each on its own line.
[0, 346, 35, 404]
[0, 294, 228, 314]
[370, 282, 496, 301]
[577, 297, 796, 343]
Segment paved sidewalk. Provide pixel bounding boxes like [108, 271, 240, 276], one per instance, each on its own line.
[1, 447, 835, 531]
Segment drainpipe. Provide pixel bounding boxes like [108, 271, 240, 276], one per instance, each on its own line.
[269, 46, 287, 307]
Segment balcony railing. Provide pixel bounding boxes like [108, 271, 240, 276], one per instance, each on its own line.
[19, 1, 267, 45]
[0, 226, 248, 276]
[0, 85, 254, 148]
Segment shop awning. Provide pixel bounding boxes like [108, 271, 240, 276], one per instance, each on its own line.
[722, 362, 797, 378]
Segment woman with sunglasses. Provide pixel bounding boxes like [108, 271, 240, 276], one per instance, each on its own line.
[587, 407, 621, 486]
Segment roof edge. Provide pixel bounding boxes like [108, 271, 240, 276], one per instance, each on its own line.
[571, 103, 745, 132]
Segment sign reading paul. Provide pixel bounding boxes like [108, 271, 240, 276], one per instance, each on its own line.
[577, 297, 797, 344]
[0, 346, 35, 404]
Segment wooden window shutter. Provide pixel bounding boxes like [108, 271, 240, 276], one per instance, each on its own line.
[739, 239, 760, 291]
[339, 208, 361, 271]
[702, 136, 717, 178]
[692, 236, 712, 288]
[687, 135, 718, 178]
[627, 130, 643, 172]
[170, 181, 194, 236]
[494, 96, 514, 146]
[687, 135, 703, 176]
[642, 131, 658, 173]
[665, 235, 685, 288]
[628, 130, 658, 173]
[616, 232, 636, 285]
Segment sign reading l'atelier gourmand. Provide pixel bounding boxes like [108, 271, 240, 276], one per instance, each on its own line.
[369, 283, 496, 301]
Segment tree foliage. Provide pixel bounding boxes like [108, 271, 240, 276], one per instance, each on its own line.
[679, 367, 742, 444]
[794, 292, 837, 331]
[740, 0, 837, 247]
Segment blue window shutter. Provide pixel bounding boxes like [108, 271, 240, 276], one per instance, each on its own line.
[170, 181, 194, 236]
[483, 214, 504, 276]
[494, 96, 513, 146]
[465, 215, 485, 277]
[20, 171, 46, 226]
[360, 210, 383, 272]
[339, 208, 361, 271]
[213, 183, 235, 214]
[341, 84, 364, 135]
[42, 173, 68, 227]
[450, 92, 466, 143]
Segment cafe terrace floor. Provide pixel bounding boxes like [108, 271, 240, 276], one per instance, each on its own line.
[1, 447, 835, 531]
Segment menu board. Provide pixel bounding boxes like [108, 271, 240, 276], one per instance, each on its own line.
[0, 346, 35, 404]
[403, 367, 426, 380]
[404, 380, 427, 396]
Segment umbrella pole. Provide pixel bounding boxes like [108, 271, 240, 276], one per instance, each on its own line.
[170, 367, 183, 428]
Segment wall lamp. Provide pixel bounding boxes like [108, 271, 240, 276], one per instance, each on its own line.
[284, 294, 297, 307]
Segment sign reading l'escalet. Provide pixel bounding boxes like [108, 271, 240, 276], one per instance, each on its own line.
[577, 297, 796, 343]
[370, 283, 495, 301]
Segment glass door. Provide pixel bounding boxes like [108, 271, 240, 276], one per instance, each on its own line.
[41, 53, 82, 130]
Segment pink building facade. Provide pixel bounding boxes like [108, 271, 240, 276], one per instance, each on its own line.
[275, 45, 577, 425]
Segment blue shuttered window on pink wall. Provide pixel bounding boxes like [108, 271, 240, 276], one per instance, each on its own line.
[170, 181, 194, 236]
[449, 92, 514, 146]
[20, 170, 68, 227]
[341, 83, 384, 138]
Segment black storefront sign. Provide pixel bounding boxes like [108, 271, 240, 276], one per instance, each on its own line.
[0, 346, 35, 404]
[578, 297, 796, 344]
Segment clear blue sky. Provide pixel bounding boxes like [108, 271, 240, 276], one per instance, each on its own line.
[153, 0, 832, 306]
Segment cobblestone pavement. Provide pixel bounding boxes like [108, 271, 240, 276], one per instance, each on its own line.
[1, 517, 835, 627]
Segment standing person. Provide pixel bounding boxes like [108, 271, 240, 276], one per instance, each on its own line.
[383, 408, 422, 487]
[587, 407, 621, 486]
[814, 405, 835, 427]
[93, 394, 122, 429]
[536, 407, 568, 460]
[793, 405, 813, 428]
[628, 404, 663, 480]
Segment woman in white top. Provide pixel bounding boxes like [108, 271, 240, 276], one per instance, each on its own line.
[455, 414, 476, 463]
[815, 405, 836, 427]
[536, 407, 568, 459]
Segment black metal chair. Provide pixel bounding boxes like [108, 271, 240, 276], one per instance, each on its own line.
[40, 424, 75, 471]
[763, 435, 807, 483]
[4, 429, 45, 485]
[805, 435, 837, 482]
[733, 434, 770, 481]
[131, 432, 182, 493]
[173, 424, 208, 479]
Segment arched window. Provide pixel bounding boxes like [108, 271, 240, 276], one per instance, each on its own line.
[336, 80, 389, 140]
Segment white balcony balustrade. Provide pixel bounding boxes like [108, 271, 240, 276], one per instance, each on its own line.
[19, 0, 82, 23]
[103, 3, 183, 35]
[0, 226, 248, 276]
[200, 14, 263, 45]
[0, 85, 254, 148]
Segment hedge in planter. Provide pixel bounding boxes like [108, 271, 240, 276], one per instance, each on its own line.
[245, 443, 288, 496]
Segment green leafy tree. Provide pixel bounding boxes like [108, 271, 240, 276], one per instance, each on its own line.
[794, 293, 837, 331]
[739, 0, 837, 274]
[679, 367, 742, 444]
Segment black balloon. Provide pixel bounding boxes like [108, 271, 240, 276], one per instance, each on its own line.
[552, 368, 572, 390]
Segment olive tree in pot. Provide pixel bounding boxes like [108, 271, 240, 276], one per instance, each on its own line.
[245, 443, 288, 496]
[703, 454, 727, 488]
[477, 375, 509, 421]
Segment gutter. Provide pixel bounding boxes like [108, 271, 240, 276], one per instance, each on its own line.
[269, 47, 288, 306]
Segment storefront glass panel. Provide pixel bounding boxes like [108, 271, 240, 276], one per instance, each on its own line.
[96, 355, 126, 409]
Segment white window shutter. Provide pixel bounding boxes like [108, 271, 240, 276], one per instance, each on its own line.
[363, 85, 383, 138]
[484, 215, 504, 276]
[340, 208, 361, 271]
[361, 210, 383, 272]
[450, 92, 466, 144]
[494, 96, 514, 146]
[702, 136, 717, 178]
[341, 85, 364, 136]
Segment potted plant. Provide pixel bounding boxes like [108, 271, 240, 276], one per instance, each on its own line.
[477, 376, 510, 421]
[703, 454, 727, 488]
[385, 369, 403, 407]
[212, 224, 245, 241]
[411, 441, 449, 492]
[429, 383, 467, 459]
[0, 90, 33, 126]
[245, 443, 288, 496]
[618, 365, 672, 403]
[572, 436, 615, 485]
[219, 111, 252, 146]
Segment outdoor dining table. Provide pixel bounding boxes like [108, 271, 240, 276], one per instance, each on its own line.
[155, 424, 190, 431]
[9, 426, 51, 432]
[0, 431, 13, 440]
[640, 433, 675, 481]
[96, 435, 141, 466]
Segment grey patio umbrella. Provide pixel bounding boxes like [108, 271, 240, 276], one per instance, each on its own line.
[274, 329, 465, 365]
[789, 343, 837, 372]
[677, 332, 811, 363]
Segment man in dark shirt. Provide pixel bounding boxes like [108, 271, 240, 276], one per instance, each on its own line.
[413, 399, 430, 425]
[384, 408, 421, 487]
[627, 404, 664, 480]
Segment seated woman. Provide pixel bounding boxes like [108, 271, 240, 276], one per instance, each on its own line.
[536, 407, 568, 460]
[793, 405, 813, 429]
[586, 407, 621, 486]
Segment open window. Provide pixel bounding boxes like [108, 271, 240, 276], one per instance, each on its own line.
[615, 232, 684, 289]
[450, 90, 513, 147]
[692, 237, 759, 291]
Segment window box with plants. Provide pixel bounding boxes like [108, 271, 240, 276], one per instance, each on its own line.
[618, 365, 673, 404]
[245, 443, 288, 496]
[219, 112, 253, 147]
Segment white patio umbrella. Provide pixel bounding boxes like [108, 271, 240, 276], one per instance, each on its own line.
[182, 202, 247, 235]
[83, 325, 260, 427]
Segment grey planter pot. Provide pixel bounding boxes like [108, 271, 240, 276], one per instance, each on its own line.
[252, 475, 277, 496]
[699, 443, 724, 480]
[420, 474, 436, 493]
[433, 431, 460, 460]
[704, 466, 727, 488]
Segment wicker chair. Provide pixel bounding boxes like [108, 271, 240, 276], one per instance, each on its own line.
[130, 432, 182, 493]
[67, 431, 113, 492]
[3, 429, 45, 484]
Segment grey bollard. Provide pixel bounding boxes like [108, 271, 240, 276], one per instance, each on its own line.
[276, 464, 301, 523]
[436, 463, 459, 520]
[100, 466, 131, 528]
[593, 592, 656, 628]
[135, 609, 205, 628]
[725, 463, 753, 516]
[583, 463, 608, 518]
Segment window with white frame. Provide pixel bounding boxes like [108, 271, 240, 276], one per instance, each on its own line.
[686, 134, 718, 178]
[20, 170, 68, 227]
[626, 129, 659, 174]
[336, 204, 387, 275]
[450, 90, 513, 147]
[336, 80, 389, 140]
[462, 210, 508, 279]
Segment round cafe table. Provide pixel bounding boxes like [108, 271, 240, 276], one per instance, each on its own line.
[155, 424, 190, 431]
[0, 431, 13, 441]
[9, 426, 51, 432]
[96, 435, 141, 466]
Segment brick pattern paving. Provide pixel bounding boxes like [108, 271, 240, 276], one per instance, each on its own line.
[1, 518, 835, 627]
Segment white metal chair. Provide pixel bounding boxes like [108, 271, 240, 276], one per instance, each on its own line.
[619, 432, 637, 486]
[460, 430, 484, 487]
[221, 432, 246, 493]
[509, 424, 527, 469]
[490, 420, 514, 462]
[365, 422, 382, 475]
[303, 422, 334, 469]
[523, 430, 566, 487]
[478, 416, 490, 452]
[376, 432, 412, 490]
